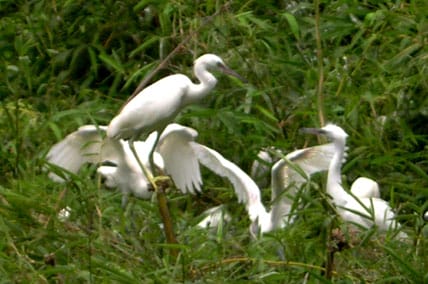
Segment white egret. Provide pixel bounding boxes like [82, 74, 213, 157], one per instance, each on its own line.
[196, 205, 232, 229]
[106, 54, 243, 246]
[46, 125, 163, 206]
[107, 54, 243, 141]
[107, 54, 244, 172]
[189, 141, 338, 236]
[301, 124, 406, 238]
[350, 177, 380, 199]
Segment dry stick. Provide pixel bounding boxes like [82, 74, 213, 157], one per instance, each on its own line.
[200, 257, 337, 275]
[314, 0, 325, 127]
[314, 4, 333, 279]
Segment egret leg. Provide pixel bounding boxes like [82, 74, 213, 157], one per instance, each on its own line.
[148, 130, 161, 173]
[128, 138, 178, 252]
[128, 139, 155, 185]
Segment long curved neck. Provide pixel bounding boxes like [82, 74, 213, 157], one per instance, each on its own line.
[327, 137, 349, 206]
[184, 64, 218, 104]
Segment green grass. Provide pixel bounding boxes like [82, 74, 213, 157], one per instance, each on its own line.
[1, 0, 428, 282]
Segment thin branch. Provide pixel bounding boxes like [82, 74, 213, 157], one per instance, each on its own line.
[121, 2, 232, 111]
[314, 0, 325, 127]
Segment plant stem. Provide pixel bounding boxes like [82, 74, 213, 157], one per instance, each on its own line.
[128, 139, 178, 256]
[314, 0, 325, 127]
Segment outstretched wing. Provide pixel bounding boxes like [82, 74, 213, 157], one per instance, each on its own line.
[46, 125, 125, 182]
[157, 123, 202, 194]
[190, 142, 268, 222]
[271, 142, 339, 200]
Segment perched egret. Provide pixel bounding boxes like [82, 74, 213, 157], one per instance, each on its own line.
[107, 54, 244, 170]
[301, 124, 406, 238]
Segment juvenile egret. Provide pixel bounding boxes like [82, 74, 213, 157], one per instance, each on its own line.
[46, 124, 209, 203]
[46, 125, 163, 206]
[190, 141, 338, 236]
[301, 124, 406, 237]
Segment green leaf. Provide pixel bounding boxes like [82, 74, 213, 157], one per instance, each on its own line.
[282, 12, 300, 41]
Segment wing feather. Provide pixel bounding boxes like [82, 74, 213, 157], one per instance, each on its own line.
[190, 142, 267, 222]
[157, 124, 202, 194]
[46, 125, 125, 181]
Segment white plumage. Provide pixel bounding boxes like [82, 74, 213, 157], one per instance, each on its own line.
[46, 125, 162, 206]
[157, 124, 202, 194]
[107, 54, 243, 142]
[301, 124, 406, 238]
[47, 123, 338, 236]
[350, 177, 380, 199]
[190, 141, 338, 235]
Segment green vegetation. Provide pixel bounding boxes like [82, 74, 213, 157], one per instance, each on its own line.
[1, 0, 427, 282]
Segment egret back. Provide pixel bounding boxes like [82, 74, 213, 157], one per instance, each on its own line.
[107, 74, 192, 140]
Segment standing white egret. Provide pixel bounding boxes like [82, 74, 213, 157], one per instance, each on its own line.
[107, 53, 244, 171]
[301, 124, 406, 238]
[106, 54, 244, 246]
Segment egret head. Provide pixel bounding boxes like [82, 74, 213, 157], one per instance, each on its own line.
[300, 123, 348, 141]
[194, 54, 246, 82]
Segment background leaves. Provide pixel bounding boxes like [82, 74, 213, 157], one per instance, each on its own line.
[0, 0, 427, 282]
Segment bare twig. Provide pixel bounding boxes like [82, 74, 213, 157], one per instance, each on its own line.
[314, 0, 325, 127]
[121, 1, 232, 111]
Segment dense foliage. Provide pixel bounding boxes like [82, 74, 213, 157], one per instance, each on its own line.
[1, 0, 427, 282]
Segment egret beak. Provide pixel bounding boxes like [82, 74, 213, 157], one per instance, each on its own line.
[299, 127, 325, 135]
[219, 65, 247, 83]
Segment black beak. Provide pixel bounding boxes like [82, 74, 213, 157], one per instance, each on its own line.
[219, 64, 247, 83]
[299, 127, 325, 135]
